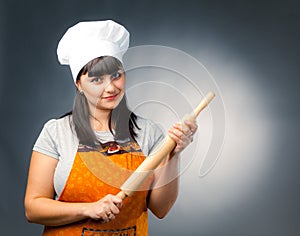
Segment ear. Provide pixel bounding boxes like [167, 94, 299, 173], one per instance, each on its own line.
[76, 80, 82, 91]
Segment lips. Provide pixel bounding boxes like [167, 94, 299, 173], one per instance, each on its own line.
[102, 94, 118, 100]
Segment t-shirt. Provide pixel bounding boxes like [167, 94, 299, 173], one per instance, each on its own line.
[33, 115, 164, 198]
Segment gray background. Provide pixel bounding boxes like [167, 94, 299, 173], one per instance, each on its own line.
[1, 0, 300, 235]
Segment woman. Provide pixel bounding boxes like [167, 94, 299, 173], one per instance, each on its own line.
[24, 20, 197, 235]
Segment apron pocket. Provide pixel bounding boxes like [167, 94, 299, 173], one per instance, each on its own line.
[82, 226, 136, 236]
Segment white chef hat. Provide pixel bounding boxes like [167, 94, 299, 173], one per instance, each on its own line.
[57, 20, 129, 82]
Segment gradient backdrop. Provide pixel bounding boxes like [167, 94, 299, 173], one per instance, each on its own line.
[1, 0, 299, 235]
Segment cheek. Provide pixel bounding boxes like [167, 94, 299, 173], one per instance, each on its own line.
[85, 87, 105, 101]
[115, 78, 125, 90]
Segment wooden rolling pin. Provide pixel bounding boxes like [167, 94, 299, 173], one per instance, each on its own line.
[117, 92, 215, 199]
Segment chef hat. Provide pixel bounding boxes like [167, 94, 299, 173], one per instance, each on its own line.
[57, 20, 129, 82]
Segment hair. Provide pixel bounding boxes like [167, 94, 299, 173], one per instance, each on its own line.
[66, 56, 140, 146]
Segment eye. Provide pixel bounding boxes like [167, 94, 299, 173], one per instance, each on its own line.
[91, 77, 103, 83]
[111, 71, 122, 80]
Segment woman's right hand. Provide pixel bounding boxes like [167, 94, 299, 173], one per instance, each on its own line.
[25, 152, 123, 226]
[83, 194, 123, 223]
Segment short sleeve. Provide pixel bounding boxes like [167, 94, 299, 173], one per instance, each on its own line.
[147, 120, 165, 155]
[135, 117, 165, 156]
[33, 119, 60, 159]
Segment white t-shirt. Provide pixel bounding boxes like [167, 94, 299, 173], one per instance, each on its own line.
[33, 115, 164, 198]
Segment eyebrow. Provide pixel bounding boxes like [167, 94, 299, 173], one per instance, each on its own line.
[90, 70, 121, 78]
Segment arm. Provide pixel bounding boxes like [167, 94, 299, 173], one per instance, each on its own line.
[24, 151, 122, 226]
[147, 153, 180, 219]
[147, 120, 197, 218]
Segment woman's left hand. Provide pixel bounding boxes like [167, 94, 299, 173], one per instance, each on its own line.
[168, 120, 198, 154]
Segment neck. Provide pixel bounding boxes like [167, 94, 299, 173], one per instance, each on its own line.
[89, 110, 111, 131]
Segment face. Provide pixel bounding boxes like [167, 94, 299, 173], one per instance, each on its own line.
[77, 70, 125, 113]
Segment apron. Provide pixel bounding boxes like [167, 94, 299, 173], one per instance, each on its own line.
[44, 140, 152, 236]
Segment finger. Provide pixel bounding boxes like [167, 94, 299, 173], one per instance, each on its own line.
[170, 127, 193, 147]
[102, 207, 116, 222]
[111, 195, 123, 209]
[174, 122, 194, 138]
[101, 213, 110, 223]
[172, 127, 192, 142]
[168, 128, 183, 143]
[109, 203, 120, 215]
[169, 124, 196, 153]
[106, 211, 115, 220]
[184, 120, 198, 133]
[114, 201, 123, 209]
[104, 194, 122, 210]
[171, 124, 187, 136]
[170, 131, 190, 147]
[173, 122, 189, 135]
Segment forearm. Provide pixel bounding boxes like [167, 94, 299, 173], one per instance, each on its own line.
[148, 153, 180, 218]
[25, 197, 90, 226]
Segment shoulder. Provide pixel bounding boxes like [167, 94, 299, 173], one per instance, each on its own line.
[33, 114, 77, 159]
[41, 115, 73, 134]
[43, 115, 72, 128]
[38, 114, 76, 144]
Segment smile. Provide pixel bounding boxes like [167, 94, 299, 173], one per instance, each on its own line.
[102, 94, 119, 100]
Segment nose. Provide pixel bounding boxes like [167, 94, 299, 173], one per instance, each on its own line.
[104, 79, 116, 93]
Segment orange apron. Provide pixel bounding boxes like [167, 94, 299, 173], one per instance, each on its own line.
[44, 140, 152, 236]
